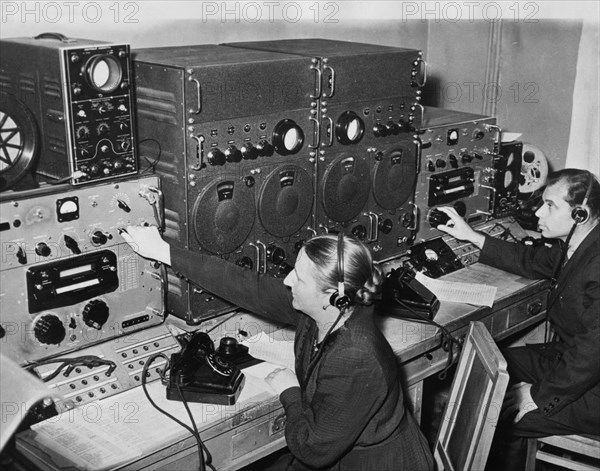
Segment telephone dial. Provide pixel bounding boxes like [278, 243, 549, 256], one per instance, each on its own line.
[167, 332, 245, 405]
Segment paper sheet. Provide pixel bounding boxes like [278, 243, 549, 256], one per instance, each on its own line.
[25, 367, 280, 470]
[240, 328, 295, 371]
[0, 353, 61, 452]
[415, 271, 497, 307]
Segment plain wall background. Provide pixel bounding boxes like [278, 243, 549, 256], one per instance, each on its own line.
[1, 0, 598, 173]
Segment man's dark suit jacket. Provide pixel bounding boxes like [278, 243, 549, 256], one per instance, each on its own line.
[479, 224, 600, 434]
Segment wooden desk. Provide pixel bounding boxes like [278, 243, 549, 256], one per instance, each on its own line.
[14, 263, 548, 470]
[377, 262, 549, 421]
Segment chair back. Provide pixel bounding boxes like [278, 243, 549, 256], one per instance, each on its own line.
[434, 321, 509, 471]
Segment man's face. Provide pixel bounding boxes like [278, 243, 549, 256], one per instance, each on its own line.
[535, 183, 576, 240]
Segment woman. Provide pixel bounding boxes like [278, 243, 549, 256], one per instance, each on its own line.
[121, 226, 434, 470]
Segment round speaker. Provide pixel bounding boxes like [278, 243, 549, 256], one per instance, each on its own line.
[258, 164, 313, 238]
[192, 177, 255, 254]
[372, 144, 416, 209]
[322, 154, 370, 222]
[519, 143, 549, 195]
[0, 93, 39, 192]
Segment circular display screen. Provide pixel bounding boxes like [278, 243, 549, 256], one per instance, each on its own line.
[336, 111, 365, 145]
[272, 119, 304, 155]
[85, 55, 122, 93]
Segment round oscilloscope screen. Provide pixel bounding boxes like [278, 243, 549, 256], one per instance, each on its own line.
[85, 55, 122, 93]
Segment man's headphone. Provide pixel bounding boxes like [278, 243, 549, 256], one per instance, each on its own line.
[571, 171, 595, 224]
[329, 232, 351, 310]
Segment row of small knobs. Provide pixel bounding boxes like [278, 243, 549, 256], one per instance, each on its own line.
[207, 141, 274, 166]
[26, 231, 110, 261]
[426, 152, 484, 171]
[372, 120, 412, 137]
[33, 300, 110, 345]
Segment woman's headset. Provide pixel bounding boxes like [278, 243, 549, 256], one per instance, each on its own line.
[571, 171, 595, 225]
[329, 232, 351, 310]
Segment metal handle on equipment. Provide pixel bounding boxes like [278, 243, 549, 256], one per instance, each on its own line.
[323, 61, 335, 98]
[310, 61, 322, 99]
[188, 76, 202, 115]
[35, 32, 70, 42]
[309, 117, 320, 149]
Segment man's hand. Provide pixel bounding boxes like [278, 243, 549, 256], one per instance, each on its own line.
[501, 381, 538, 423]
[435, 206, 486, 248]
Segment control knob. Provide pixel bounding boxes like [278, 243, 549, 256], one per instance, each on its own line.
[76, 125, 90, 140]
[256, 140, 274, 157]
[236, 256, 254, 270]
[449, 154, 459, 168]
[267, 245, 286, 265]
[428, 208, 450, 228]
[82, 300, 110, 330]
[207, 148, 226, 166]
[461, 153, 473, 164]
[379, 218, 393, 234]
[91, 230, 109, 246]
[225, 145, 242, 163]
[34, 314, 66, 345]
[97, 123, 110, 135]
[386, 121, 400, 135]
[35, 242, 52, 257]
[241, 142, 259, 160]
[372, 123, 389, 138]
[352, 225, 368, 240]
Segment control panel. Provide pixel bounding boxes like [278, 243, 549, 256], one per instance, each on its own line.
[24, 323, 180, 422]
[62, 44, 138, 184]
[0, 176, 164, 363]
[415, 107, 500, 242]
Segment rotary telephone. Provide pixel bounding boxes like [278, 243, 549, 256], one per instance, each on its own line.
[167, 332, 245, 405]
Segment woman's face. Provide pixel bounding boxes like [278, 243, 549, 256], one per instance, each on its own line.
[283, 249, 328, 317]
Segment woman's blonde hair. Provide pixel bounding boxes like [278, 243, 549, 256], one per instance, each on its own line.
[302, 234, 382, 306]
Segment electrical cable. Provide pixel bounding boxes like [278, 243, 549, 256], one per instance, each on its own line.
[543, 222, 577, 342]
[26, 355, 117, 382]
[391, 293, 463, 380]
[138, 138, 162, 174]
[488, 223, 519, 242]
[140, 353, 216, 471]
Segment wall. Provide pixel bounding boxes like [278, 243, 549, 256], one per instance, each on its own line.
[423, 19, 585, 171]
[1, 1, 598, 172]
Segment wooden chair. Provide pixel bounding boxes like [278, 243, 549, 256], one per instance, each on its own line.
[525, 434, 600, 470]
[434, 321, 510, 471]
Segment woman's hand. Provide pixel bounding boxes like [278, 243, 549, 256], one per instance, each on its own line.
[119, 225, 171, 265]
[265, 368, 299, 396]
[435, 207, 486, 248]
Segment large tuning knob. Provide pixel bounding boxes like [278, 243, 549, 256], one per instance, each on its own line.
[34, 314, 66, 345]
[82, 300, 110, 330]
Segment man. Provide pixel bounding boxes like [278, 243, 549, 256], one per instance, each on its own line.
[437, 168, 600, 469]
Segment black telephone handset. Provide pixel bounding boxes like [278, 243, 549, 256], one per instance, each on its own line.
[167, 332, 245, 406]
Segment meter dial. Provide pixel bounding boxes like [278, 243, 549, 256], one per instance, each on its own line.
[56, 197, 80, 222]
